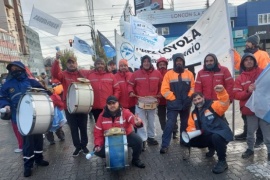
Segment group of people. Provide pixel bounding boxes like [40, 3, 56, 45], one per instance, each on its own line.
[0, 33, 269, 177]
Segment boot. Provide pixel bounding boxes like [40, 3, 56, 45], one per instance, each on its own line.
[142, 141, 147, 152]
[235, 115, 247, 140]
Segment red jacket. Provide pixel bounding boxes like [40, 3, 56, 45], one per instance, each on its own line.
[157, 69, 167, 105]
[114, 71, 136, 108]
[50, 93, 64, 110]
[94, 108, 143, 147]
[195, 65, 234, 101]
[51, 60, 92, 109]
[128, 68, 163, 102]
[233, 67, 263, 115]
[87, 70, 120, 109]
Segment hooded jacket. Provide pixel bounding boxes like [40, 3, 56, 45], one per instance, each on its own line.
[0, 61, 44, 123]
[186, 89, 233, 142]
[51, 59, 93, 109]
[233, 53, 263, 115]
[195, 53, 234, 101]
[161, 53, 195, 110]
[156, 57, 168, 105]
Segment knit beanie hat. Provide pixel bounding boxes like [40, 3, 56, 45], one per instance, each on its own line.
[246, 34, 260, 46]
[119, 59, 128, 67]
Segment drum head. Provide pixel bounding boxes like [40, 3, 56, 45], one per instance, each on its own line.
[67, 84, 77, 113]
[17, 94, 34, 135]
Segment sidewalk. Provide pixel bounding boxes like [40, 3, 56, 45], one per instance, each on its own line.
[0, 103, 269, 180]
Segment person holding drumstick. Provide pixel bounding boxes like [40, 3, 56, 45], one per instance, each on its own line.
[94, 96, 145, 168]
[51, 53, 92, 157]
[128, 55, 163, 151]
[0, 61, 49, 177]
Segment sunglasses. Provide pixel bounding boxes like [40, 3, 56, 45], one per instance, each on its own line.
[107, 101, 117, 105]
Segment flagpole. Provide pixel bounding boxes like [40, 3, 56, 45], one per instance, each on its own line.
[114, 29, 118, 70]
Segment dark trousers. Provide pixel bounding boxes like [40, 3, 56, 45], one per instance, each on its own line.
[157, 105, 178, 133]
[65, 110, 88, 149]
[23, 134, 44, 169]
[46, 127, 65, 142]
[91, 109, 103, 123]
[190, 133, 228, 161]
[161, 109, 190, 148]
[242, 114, 263, 141]
[95, 132, 142, 161]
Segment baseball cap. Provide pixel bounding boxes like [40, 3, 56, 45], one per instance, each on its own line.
[106, 96, 118, 104]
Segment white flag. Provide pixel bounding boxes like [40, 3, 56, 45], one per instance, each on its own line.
[116, 33, 141, 69]
[246, 64, 270, 123]
[29, 6, 63, 36]
[137, 0, 234, 74]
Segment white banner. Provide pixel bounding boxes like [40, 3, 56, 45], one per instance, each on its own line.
[246, 64, 270, 123]
[29, 6, 63, 36]
[136, 0, 234, 74]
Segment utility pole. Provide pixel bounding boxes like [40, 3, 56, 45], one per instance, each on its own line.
[206, 0, 210, 8]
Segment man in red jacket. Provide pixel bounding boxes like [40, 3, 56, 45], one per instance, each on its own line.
[114, 59, 136, 114]
[87, 58, 120, 122]
[156, 57, 178, 139]
[51, 53, 92, 156]
[128, 55, 163, 151]
[94, 96, 145, 168]
[233, 53, 270, 161]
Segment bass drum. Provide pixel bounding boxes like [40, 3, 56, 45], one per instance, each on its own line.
[67, 82, 94, 114]
[17, 92, 54, 136]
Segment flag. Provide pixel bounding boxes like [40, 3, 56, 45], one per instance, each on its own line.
[73, 36, 94, 55]
[129, 16, 165, 50]
[115, 33, 141, 69]
[246, 64, 270, 123]
[97, 30, 116, 58]
[29, 6, 62, 36]
[130, 0, 234, 74]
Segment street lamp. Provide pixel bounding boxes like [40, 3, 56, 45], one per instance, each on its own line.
[76, 24, 96, 57]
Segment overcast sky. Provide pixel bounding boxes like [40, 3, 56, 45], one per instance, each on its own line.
[21, 0, 247, 67]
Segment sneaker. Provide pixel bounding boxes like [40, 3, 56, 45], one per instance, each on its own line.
[142, 141, 147, 152]
[82, 147, 89, 154]
[36, 160, 49, 166]
[242, 149, 254, 159]
[172, 132, 178, 139]
[14, 148, 22, 153]
[254, 139, 264, 149]
[160, 147, 168, 154]
[212, 160, 228, 174]
[24, 168, 32, 177]
[147, 138, 159, 145]
[49, 141, 55, 145]
[206, 148, 215, 157]
[132, 159, 145, 168]
[234, 132, 246, 140]
[59, 138, 65, 141]
[72, 148, 82, 156]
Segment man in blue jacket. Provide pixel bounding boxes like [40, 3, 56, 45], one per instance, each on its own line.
[0, 61, 49, 177]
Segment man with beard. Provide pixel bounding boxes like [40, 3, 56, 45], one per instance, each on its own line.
[51, 53, 92, 156]
[156, 57, 178, 139]
[0, 61, 49, 177]
[186, 85, 233, 174]
[233, 34, 268, 146]
[94, 96, 145, 168]
[195, 53, 233, 157]
[128, 55, 163, 151]
[233, 53, 270, 162]
[114, 59, 136, 114]
[160, 53, 195, 154]
[87, 58, 120, 122]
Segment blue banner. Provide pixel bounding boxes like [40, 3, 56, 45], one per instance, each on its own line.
[73, 36, 94, 55]
[97, 30, 116, 58]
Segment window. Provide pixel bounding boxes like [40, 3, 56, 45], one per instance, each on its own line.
[157, 27, 170, 35]
[258, 13, 270, 25]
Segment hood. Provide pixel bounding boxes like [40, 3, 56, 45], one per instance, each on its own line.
[140, 55, 154, 70]
[156, 57, 168, 69]
[6, 61, 26, 72]
[203, 53, 220, 72]
[240, 53, 258, 71]
[172, 53, 185, 68]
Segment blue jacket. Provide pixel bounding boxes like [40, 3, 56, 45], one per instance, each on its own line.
[0, 71, 43, 123]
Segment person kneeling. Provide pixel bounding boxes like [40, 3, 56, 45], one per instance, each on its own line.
[186, 85, 233, 174]
[93, 96, 145, 168]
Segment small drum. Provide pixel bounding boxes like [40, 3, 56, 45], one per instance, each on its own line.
[138, 96, 158, 110]
[67, 78, 94, 114]
[17, 92, 54, 136]
[104, 127, 129, 170]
